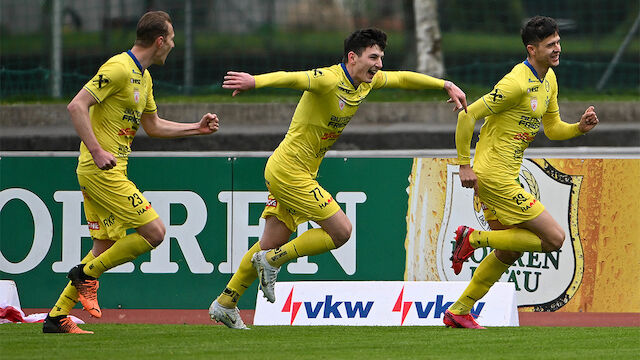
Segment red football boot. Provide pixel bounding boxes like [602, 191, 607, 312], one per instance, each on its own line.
[443, 310, 486, 329]
[451, 225, 476, 275]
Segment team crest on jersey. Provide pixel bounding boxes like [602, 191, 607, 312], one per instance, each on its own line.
[530, 97, 538, 111]
[312, 69, 324, 78]
[338, 98, 346, 110]
[134, 89, 140, 103]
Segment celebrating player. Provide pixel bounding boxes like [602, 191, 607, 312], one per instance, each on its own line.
[208, 28, 467, 329]
[444, 16, 599, 329]
[43, 11, 219, 334]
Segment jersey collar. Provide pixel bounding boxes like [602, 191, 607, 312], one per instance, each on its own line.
[127, 50, 144, 74]
[523, 59, 543, 83]
[340, 63, 357, 88]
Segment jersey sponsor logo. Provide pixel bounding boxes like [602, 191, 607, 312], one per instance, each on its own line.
[102, 214, 115, 227]
[312, 69, 324, 78]
[320, 132, 341, 141]
[327, 115, 352, 129]
[92, 74, 110, 89]
[488, 88, 504, 103]
[513, 132, 536, 142]
[136, 204, 151, 215]
[530, 97, 538, 111]
[318, 197, 333, 209]
[315, 146, 331, 158]
[122, 108, 142, 125]
[117, 128, 136, 136]
[130, 78, 141, 84]
[392, 286, 485, 325]
[518, 116, 541, 130]
[87, 221, 100, 230]
[527, 86, 539, 93]
[117, 144, 132, 157]
[266, 198, 277, 207]
[132, 69, 143, 76]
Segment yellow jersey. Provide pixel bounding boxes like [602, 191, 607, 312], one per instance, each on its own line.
[77, 51, 157, 174]
[456, 60, 583, 181]
[255, 63, 445, 178]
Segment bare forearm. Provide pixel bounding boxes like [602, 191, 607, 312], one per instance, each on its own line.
[68, 102, 102, 152]
[143, 117, 202, 138]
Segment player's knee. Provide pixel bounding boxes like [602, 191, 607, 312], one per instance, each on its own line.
[331, 223, 352, 248]
[542, 229, 565, 252]
[141, 223, 166, 247]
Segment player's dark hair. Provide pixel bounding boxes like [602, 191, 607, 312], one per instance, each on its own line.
[521, 16, 559, 46]
[135, 11, 172, 47]
[342, 28, 387, 63]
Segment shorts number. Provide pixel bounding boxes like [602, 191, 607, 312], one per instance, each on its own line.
[309, 187, 324, 202]
[128, 193, 144, 207]
[512, 194, 527, 205]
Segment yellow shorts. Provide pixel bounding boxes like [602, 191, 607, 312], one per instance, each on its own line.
[78, 170, 159, 240]
[476, 175, 545, 226]
[261, 161, 341, 232]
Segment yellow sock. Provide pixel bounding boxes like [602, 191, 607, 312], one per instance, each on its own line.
[217, 242, 262, 308]
[448, 251, 511, 315]
[83, 233, 153, 278]
[49, 251, 96, 317]
[469, 228, 542, 252]
[265, 228, 336, 268]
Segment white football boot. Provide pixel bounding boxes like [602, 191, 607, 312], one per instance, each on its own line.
[251, 250, 280, 303]
[209, 299, 248, 330]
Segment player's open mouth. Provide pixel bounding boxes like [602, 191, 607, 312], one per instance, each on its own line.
[368, 69, 377, 76]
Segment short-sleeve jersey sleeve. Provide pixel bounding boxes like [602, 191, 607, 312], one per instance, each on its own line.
[480, 76, 522, 115]
[83, 61, 126, 103]
[143, 74, 157, 113]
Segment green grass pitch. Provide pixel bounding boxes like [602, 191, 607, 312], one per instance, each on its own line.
[1, 324, 638, 359]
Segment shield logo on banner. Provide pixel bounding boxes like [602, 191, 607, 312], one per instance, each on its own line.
[530, 97, 538, 112]
[434, 159, 584, 311]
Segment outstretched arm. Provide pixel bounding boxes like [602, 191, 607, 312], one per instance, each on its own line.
[140, 112, 219, 138]
[222, 69, 335, 96]
[376, 71, 467, 112]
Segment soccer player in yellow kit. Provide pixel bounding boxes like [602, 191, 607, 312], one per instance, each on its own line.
[444, 16, 599, 329]
[208, 28, 468, 329]
[43, 11, 219, 334]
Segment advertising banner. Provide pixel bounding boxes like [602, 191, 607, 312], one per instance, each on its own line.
[254, 281, 518, 326]
[1, 155, 637, 313]
[0, 155, 411, 310]
[405, 158, 640, 313]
